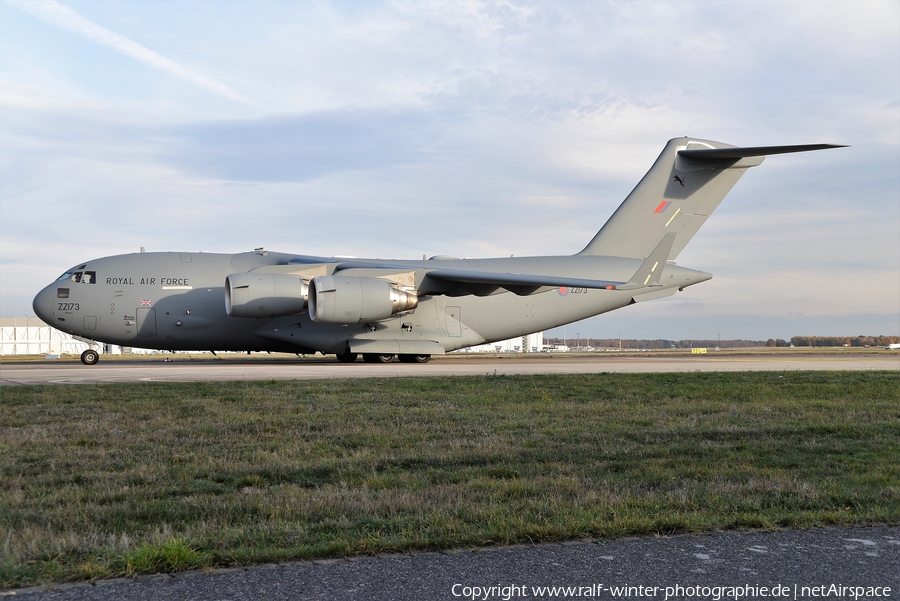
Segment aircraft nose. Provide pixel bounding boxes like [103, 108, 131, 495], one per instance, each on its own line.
[32, 285, 55, 324]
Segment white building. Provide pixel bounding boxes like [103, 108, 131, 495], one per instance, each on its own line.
[0, 317, 98, 356]
[457, 332, 544, 353]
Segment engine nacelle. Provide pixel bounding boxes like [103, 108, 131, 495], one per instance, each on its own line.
[308, 275, 418, 324]
[225, 272, 308, 318]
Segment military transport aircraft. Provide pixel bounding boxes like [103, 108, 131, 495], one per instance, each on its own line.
[33, 137, 844, 365]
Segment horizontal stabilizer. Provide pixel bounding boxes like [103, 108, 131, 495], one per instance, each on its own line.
[679, 144, 847, 160]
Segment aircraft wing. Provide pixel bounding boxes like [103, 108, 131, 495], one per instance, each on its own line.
[334, 233, 679, 296]
[422, 234, 679, 294]
[330, 261, 625, 293]
[423, 269, 623, 291]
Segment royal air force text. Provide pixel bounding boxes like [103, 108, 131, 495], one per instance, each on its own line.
[105, 277, 189, 286]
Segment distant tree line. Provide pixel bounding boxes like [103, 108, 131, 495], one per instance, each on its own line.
[545, 336, 899, 349]
[776, 335, 899, 347]
[545, 338, 767, 349]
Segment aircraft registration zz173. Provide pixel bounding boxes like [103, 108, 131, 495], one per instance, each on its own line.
[33, 137, 845, 365]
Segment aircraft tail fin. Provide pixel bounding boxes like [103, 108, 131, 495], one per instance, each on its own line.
[578, 138, 846, 260]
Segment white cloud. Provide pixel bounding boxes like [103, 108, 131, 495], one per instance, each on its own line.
[6, 0, 256, 106]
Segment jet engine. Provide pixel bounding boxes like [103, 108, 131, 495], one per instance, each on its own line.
[225, 272, 308, 318]
[308, 275, 418, 324]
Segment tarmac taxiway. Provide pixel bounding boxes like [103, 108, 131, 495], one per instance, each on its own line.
[1, 352, 897, 385]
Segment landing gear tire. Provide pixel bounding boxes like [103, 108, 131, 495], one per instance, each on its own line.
[80, 349, 99, 365]
[336, 352, 358, 363]
[363, 353, 395, 363]
[398, 354, 431, 363]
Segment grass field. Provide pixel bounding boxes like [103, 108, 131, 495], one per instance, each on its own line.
[1, 371, 898, 588]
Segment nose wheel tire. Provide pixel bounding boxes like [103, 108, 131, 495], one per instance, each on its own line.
[363, 353, 395, 363]
[336, 352, 358, 363]
[398, 354, 431, 363]
[80, 349, 99, 365]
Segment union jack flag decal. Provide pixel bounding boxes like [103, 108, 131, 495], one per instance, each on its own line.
[140, 299, 152, 306]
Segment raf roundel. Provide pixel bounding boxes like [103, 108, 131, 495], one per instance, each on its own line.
[558, 287, 569, 296]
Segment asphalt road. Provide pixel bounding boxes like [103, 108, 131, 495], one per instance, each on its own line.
[2, 353, 898, 385]
[13, 526, 899, 600]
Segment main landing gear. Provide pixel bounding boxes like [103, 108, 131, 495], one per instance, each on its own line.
[80, 349, 99, 365]
[334, 353, 431, 364]
[398, 354, 431, 363]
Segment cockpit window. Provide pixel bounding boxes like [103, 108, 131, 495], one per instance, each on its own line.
[54, 270, 96, 284]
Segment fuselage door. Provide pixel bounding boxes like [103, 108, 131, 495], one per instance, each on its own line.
[136, 307, 157, 337]
[445, 306, 461, 337]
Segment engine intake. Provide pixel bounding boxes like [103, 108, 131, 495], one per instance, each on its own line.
[225, 272, 308, 318]
[308, 275, 418, 324]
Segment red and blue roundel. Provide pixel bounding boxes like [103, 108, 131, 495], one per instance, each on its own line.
[558, 286, 569, 296]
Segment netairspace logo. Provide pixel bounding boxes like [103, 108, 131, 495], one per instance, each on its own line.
[450, 583, 893, 600]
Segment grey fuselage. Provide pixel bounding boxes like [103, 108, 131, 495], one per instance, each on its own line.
[31, 250, 709, 354]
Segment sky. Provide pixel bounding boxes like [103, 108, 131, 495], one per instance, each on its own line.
[1, 0, 898, 341]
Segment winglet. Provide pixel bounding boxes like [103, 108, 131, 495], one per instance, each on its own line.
[615, 232, 676, 290]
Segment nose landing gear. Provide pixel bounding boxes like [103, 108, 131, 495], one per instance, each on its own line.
[80, 349, 99, 365]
